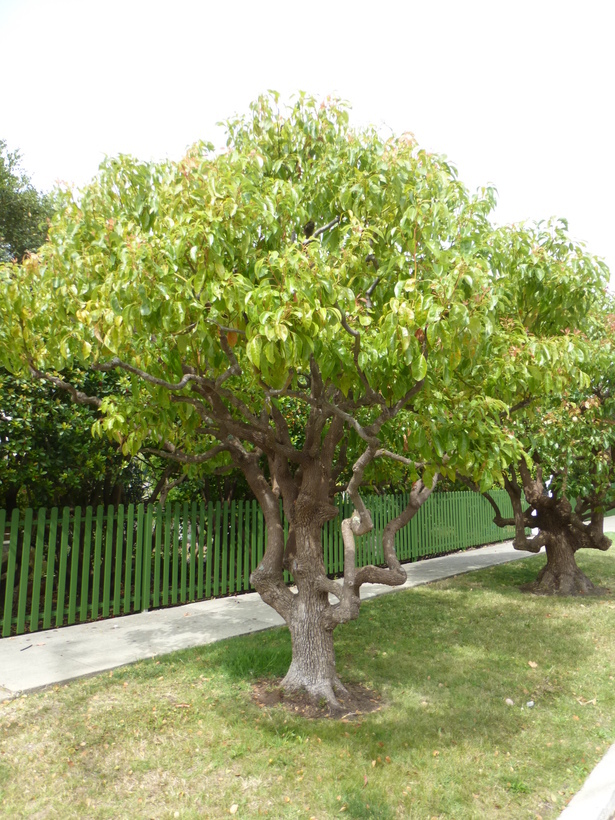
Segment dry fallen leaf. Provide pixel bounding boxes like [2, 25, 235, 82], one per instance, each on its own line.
[528, 661, 538, 669]
[229, 804, 238, 815]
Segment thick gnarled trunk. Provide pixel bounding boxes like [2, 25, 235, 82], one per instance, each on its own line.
[279, 518, 349, 707]
[248, 471, 436, 708]
[484, 461, 612, 595]
[281, 585, 347, 704]
[521, 529, 600, 595]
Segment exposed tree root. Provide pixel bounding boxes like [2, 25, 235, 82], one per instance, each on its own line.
[520, 564, 608, 596]
[252, 679, 383, 719]
[280, 669, 349, 712]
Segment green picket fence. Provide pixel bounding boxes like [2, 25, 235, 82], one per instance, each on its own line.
[0, 490, 516, 637]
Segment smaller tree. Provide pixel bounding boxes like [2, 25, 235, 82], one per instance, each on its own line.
[468, 237, 614, 594]
[482, 336, 614, 594]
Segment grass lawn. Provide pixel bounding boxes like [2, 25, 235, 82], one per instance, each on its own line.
[1, 547, 614, 819]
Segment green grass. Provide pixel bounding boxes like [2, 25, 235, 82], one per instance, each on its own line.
[1, 547, 614, 819]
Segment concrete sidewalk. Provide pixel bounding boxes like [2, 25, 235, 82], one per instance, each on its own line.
[0, 539, 529, 698]
[1, 534, 614, 820]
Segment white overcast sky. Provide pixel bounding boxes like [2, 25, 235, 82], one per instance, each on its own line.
[1, 0, 613, 276]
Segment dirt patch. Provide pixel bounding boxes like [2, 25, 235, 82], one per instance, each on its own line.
[251, 679, 384, 720]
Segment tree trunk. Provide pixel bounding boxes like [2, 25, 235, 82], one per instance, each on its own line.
[281, 585, 347, 706]
[276, 518, 349, 709]
[521, 529, 602, 595]
[494, 462, 611, 595]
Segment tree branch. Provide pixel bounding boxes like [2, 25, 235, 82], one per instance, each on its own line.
[141, 443, 230, 464]
[92, 358, 204, 391]
[216, 333, 242, 387]
[29, 365, 102, 408]
[335, 301, 385, 406]
[308, 215, 340, 242]
[240, 451, 294, 617]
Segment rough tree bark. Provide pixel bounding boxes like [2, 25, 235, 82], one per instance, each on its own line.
[482, 461, 611, 595]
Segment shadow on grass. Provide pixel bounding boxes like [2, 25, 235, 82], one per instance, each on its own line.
[203, 552, 613, 760]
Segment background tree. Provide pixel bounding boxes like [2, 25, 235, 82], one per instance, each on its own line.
[0, 141, 157, 512]
[0, 369, 147, 510]
[476, 304, 614, 594]
[0, 140, 53, 262]
[0, 95, 604, 705]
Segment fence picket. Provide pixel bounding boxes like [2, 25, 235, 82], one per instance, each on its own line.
[213, 501, 221, 597]
[16, 509, 33, 634]
[80, 507, 93, 622]
[101, 506, 114, 618]
[205, 502, 213, 598]
[2, 509, 19, 637]
[142, 504, 153, 612]
[134, 504, 144, 612]
[243, 500, 251, 591]
[42, 508, 59, 630]
[90, 506, 104, 620]
[221, 501, 229, 597]
[162, 504, 172, 607]
[152, 504, 162, 608]
[29, 509, 47, 632]
[181, 502, 189, 603]
[229, 501, 236, 595]
[54, 507, 71, 627]
[112, 505, 124, 616]
[124, 504, 134, 615]
[68, 506, 82, 624]
[236, 500, 244, 592]
[197, 501, 205, 599]
[171, 503, 180, 606]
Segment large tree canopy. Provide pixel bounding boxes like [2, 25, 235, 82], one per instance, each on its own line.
[0, 94, 607, 705]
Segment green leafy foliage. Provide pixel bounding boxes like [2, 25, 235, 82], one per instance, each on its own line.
[519, 306, 615, 509]
[0, 93, 609, 503]
[0, 369, 145, 510]
[0, 140, 53, 262]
